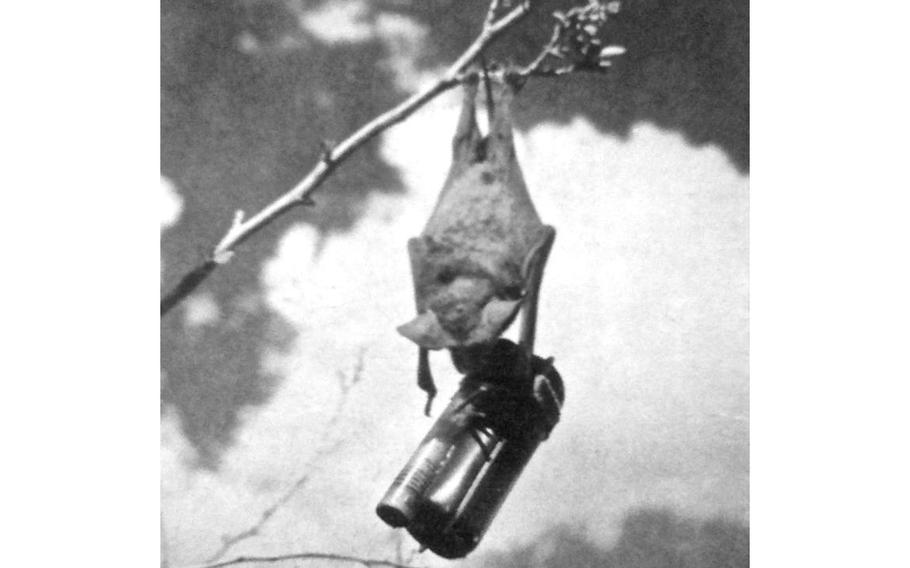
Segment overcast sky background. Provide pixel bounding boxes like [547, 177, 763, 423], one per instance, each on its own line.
[161, 2, 748, 566]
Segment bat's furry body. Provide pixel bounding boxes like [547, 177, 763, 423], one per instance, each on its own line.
[398, 77, 556, 412]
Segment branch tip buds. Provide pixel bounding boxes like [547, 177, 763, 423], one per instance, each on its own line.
[539, 1, 623, 74]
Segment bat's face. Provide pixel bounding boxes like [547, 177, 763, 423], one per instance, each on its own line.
[428, 275, 496, 340]
[398, 274, 524, 351]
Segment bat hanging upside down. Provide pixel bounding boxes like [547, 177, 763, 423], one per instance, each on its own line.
[397, 74, 557, 415]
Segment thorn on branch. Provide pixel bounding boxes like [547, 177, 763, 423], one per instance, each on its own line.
[320, 139, 336, 165]
[212, 249, 235, 265]
[211, 209, 246, 264]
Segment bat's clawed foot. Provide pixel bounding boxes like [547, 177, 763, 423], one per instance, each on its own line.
[417, 347, 437, 416]
[422, 391, 436, 417]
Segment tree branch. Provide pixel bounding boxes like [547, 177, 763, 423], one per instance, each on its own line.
[181, 552, 422, 568]
[160, 0, 531, 317]
[160, 0, 627, 317]
[509, 0, 625, 84]
[160, 259, 218, 316]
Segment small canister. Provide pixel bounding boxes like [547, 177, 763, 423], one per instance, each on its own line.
[376, 339, 564, 558]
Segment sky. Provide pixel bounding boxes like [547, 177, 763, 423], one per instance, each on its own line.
[161, 87, 749, 566]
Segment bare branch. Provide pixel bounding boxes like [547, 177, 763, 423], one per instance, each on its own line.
[483, 0, 510, 29]
[206, 352, 369, 562]
[160, 0, 627, 317]
[160, 259, 218, 316]
[182, 552, 422, 568]
[518, 19, 564, 76]
[160, 1, 531, 317]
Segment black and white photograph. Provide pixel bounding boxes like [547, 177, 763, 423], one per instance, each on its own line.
[160, 1, 749, 566]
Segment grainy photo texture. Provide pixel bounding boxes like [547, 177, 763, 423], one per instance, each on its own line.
[161, 1, 749, 567]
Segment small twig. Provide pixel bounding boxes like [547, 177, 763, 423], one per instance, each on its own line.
[509, 1, 625, 85]
[206, 352, 369, 562]
[160, 0, 531, 317]
[483, 0, 505, 29]
[182, 552, 421, 568]
[319, 139, 336, 166]
[520, 20, 564, 75]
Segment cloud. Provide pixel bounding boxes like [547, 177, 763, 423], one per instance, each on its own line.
[297, 0, 374, 44]
[182, 292, 222, 328]
[160, 176, 183, 230]
[474, 508, 749, 568]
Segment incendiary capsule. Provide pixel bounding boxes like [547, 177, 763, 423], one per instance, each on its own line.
[376, 339, 564, 558]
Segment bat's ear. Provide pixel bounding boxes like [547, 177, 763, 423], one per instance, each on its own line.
[398, 312, 457, 350]
[467, 298, 523, 344]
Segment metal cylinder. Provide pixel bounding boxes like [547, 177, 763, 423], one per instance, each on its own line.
[375, 437, 452, 528]
[417, 431, 544, 558]
[376, 340, 564, 558]
[376, 385, 481, 528]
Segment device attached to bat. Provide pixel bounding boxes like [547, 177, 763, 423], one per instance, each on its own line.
[397, 73, 556, 415]
[376, 338, 564, 558]
[378, 72, 562, 559]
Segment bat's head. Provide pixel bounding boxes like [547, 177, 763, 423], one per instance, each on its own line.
[398, 275, 522, 350]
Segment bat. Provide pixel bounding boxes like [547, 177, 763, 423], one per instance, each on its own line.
[397, 74, 556, 415]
